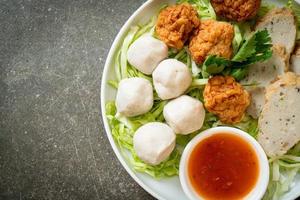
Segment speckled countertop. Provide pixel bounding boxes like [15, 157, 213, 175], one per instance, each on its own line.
[0, 0, 155, 199]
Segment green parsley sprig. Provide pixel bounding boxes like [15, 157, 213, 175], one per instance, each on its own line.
[202, 29, 272, 80]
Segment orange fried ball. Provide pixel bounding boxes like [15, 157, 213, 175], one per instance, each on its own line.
[189, 20, 234, 64]
[204, 76, 250, 124]
[156, 3, 200, 49]
[211, 0, 261, 22]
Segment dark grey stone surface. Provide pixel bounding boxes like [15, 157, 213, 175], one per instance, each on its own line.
[0, 0, 155, 199]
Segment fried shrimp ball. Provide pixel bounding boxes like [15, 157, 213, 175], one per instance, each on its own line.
[204, 76, 250, 124]
[211, 0, 261, 22]
[189, 20, 234, 64]
[156, 3, 200, 49]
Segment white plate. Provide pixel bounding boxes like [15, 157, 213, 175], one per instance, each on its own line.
[101, 0, 300, 199]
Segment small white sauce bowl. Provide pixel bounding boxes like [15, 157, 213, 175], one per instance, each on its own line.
[179, 126, 269, 200]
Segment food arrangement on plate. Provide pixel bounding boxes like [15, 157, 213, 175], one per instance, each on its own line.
[104, 0, 300, 199]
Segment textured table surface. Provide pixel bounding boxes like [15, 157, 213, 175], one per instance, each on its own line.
[0, 0, 155, 199]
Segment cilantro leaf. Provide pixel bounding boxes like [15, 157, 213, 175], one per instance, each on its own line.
[232, 30, 272, 63]
[229, 66, 249, 81]
[201, 30, 272, 80]
[247, 29, 273, 64]
[202, 55, 232, 78]
[232, 33, 256, 62]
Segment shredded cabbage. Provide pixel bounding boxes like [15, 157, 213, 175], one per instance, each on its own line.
[233, 24, 243, 55]
[263, 143, 300, 200]
[105, 19, 208, 177]
[177, 0, 216, 19]
[106, 101, 181, 178]
[211, 114, 259, 138]
[106, 19, 185, 178]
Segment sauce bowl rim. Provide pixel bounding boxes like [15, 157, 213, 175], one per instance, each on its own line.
[179, 126, 270, 200]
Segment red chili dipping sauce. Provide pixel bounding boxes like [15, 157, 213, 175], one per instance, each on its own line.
[188, 133, 259, 200]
